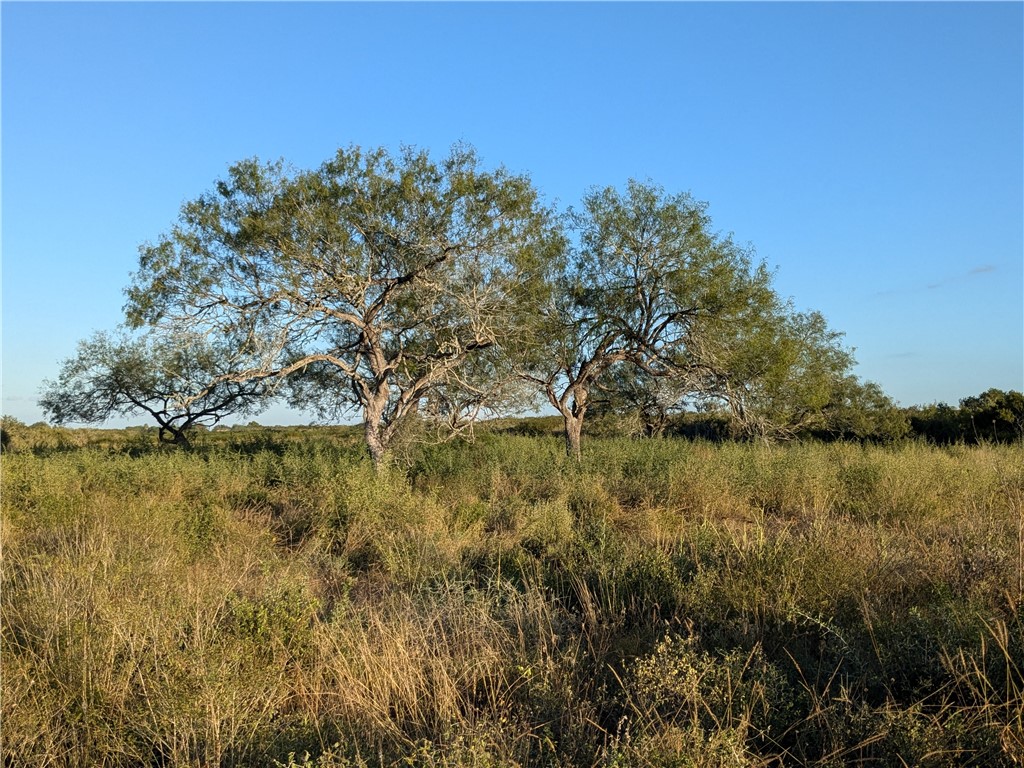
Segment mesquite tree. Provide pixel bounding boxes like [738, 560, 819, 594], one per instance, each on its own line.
[524, 180, 776, 460]
[39, 330, 274, 447]
[126, 145, 559, 467]
[590, 362, 693, 438]
[692, 307, 857, 440]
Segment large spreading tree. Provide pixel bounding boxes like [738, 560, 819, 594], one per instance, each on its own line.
[125, 145, 560, 466]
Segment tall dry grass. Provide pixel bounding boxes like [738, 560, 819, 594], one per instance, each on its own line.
[2, 431, 1021, 766]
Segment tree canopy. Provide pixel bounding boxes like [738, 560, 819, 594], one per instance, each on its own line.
[697, 308, 856, 440]
[125, 144, 560, 465]
[522, 180, 781, 458]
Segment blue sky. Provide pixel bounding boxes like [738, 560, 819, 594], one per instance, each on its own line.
[3, 1, 1022, 426]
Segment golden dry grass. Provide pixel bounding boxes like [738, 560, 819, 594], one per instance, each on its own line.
[2, 430, 1021, 766]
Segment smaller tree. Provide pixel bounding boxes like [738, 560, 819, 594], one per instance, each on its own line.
[524, 180, 774, 459]
[818, 378, 909, 441]
[696, 308, 858, 440]
[590, 362, 691, 438]
[40, 330, 276, 448]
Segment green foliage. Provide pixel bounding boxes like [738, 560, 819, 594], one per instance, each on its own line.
[617, 634, 793, 764]
[226, 585, 320, 655]
[906, 389, 1024, 444]
[820, 378, 910, 442]
[525, 179, 779, 459]
[961, 389, 1024, 442]
[125, 144, 562, 467]
[0, 414, 21, 451]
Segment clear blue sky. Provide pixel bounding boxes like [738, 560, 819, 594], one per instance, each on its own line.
[3, 2, 1022, 426]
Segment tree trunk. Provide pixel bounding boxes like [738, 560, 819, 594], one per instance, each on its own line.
[158, 425, 192, 450]
[550, 385, 589, 462]
[364, 415, 388, 471]
[362, 385, 393, 471]
[366, 429, 387, 469]
[563, 414, 584, 462]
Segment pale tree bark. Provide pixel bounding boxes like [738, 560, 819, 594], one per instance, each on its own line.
[562, 411, 585, 462]
[364, 421, 388, 469]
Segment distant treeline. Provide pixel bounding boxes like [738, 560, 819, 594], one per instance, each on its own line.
[902, 388, 1024, 444]
[699, 387, 1023, 444]
[495, 386, 1023, 445]
[5, 385, 1022, 456]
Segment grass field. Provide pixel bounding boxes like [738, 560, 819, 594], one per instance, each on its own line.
[2, 424, 1022, 766]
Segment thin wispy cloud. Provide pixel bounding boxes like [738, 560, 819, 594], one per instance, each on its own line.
[875, 264, 1000, 297]
[933, 263, 1000, 289]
